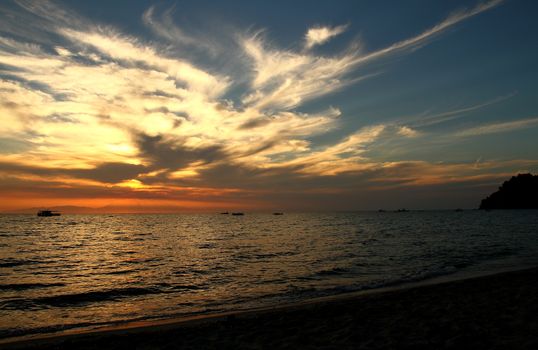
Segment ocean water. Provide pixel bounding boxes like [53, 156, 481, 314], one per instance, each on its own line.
[1, 211, 537, 340]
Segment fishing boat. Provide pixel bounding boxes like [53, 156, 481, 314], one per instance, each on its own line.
[37, 210, 61, 217]
[231, 212, 244, 216]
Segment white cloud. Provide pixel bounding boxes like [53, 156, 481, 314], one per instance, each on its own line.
[61, 29, 230, 98]
[456, 117, 538, 137]
[397, 126, 420, 138]
[305, 24, 348, 49]
[274, 125, 386, 175]
[241, 33, 371, 110]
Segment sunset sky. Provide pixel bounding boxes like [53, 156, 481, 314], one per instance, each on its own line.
[1, 0, 537, 212]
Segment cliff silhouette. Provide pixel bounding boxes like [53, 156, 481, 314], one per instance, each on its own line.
[479, 173, 538, 209]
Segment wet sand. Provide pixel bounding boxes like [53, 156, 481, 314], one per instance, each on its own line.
[2, 267, 537, 349]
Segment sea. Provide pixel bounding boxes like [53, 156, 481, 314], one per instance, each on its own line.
[1, 210, 537, 341]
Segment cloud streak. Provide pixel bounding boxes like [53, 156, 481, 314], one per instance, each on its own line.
[408, 92, 517, 128]
[456, 117, 538, 137]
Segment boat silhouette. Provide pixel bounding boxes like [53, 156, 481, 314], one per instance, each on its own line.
[37, 210, 61, 217]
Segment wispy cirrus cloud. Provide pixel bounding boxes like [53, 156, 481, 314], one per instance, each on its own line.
[407, 92, 517, 128]
[141, 4, 227, 58]
[456, 117, 538, 137]
[142, 5, 195, 46]
[240, 0, 504, 112]
[348, 0, 504, 65]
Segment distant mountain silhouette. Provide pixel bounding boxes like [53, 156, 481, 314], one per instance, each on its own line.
[479, 173, 538, 209]
[3, 205, 227, 214]
[3, 206, 96, 214]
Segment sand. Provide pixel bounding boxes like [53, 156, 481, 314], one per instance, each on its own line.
[1, 267, 537, 349]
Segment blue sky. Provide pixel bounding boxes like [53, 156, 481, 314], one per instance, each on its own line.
[0, 0, 537, 211]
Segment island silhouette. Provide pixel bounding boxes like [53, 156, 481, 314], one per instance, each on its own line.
[480, 173, 538, 210]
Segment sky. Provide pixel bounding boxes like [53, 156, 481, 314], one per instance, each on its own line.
[0, 0, 537, 212]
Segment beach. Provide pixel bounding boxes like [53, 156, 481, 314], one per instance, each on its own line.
[2, 267, 537, 349]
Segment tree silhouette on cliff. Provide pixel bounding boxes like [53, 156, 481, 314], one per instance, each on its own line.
[479, 173, 538, 209]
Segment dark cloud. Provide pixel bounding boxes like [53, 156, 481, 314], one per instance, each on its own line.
[143, 107, 189, 128]
[145, 106, 171, 114]
[0, 62, 26, 73]
[67, 163, 147, 183]
[171, 111, 190, 119]
[0, 137, 33, 154]
[169, 161, 316, 190]
[141, 89, 182, 99]
[0, 169, 500, 212]
[241, 140, 281, 158]
[0, 100, 18, 108]
[0, 157, 518, 210]
[0, 161, 147, 183]
[43, 113, 78, 123]
[0, 176, 142, 200]
[239, 117, 272, 130]
[0, 73, 71, 101]
[0, 174, 242, 203]
[135, 132, 227, 170]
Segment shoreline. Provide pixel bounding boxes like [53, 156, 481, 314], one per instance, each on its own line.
[2, 265, 537, 349]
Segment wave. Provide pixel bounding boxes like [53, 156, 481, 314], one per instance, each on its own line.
[102, 269, 138, 275]
[0, 317, 139, 340]
[0, 287, 162, 309]
[314, 267, 350, 277]
[0, 321, 97, 340]
[197, 243, 217, 249]
[239, 264, 473, 307]
[0, 281, 206, 311]
[0, 258, 41, 268]
[155, 282, 204, 291]
[0, 283, 65, 291]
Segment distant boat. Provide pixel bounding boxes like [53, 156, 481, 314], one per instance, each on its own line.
[37, 210, 61, 217]
[378, 209, 386, 212]
[231, 212, 244, 216]
[273, 212, 284, 215]
[220, 212, 229, 215]
[395, 208, 409, 213]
